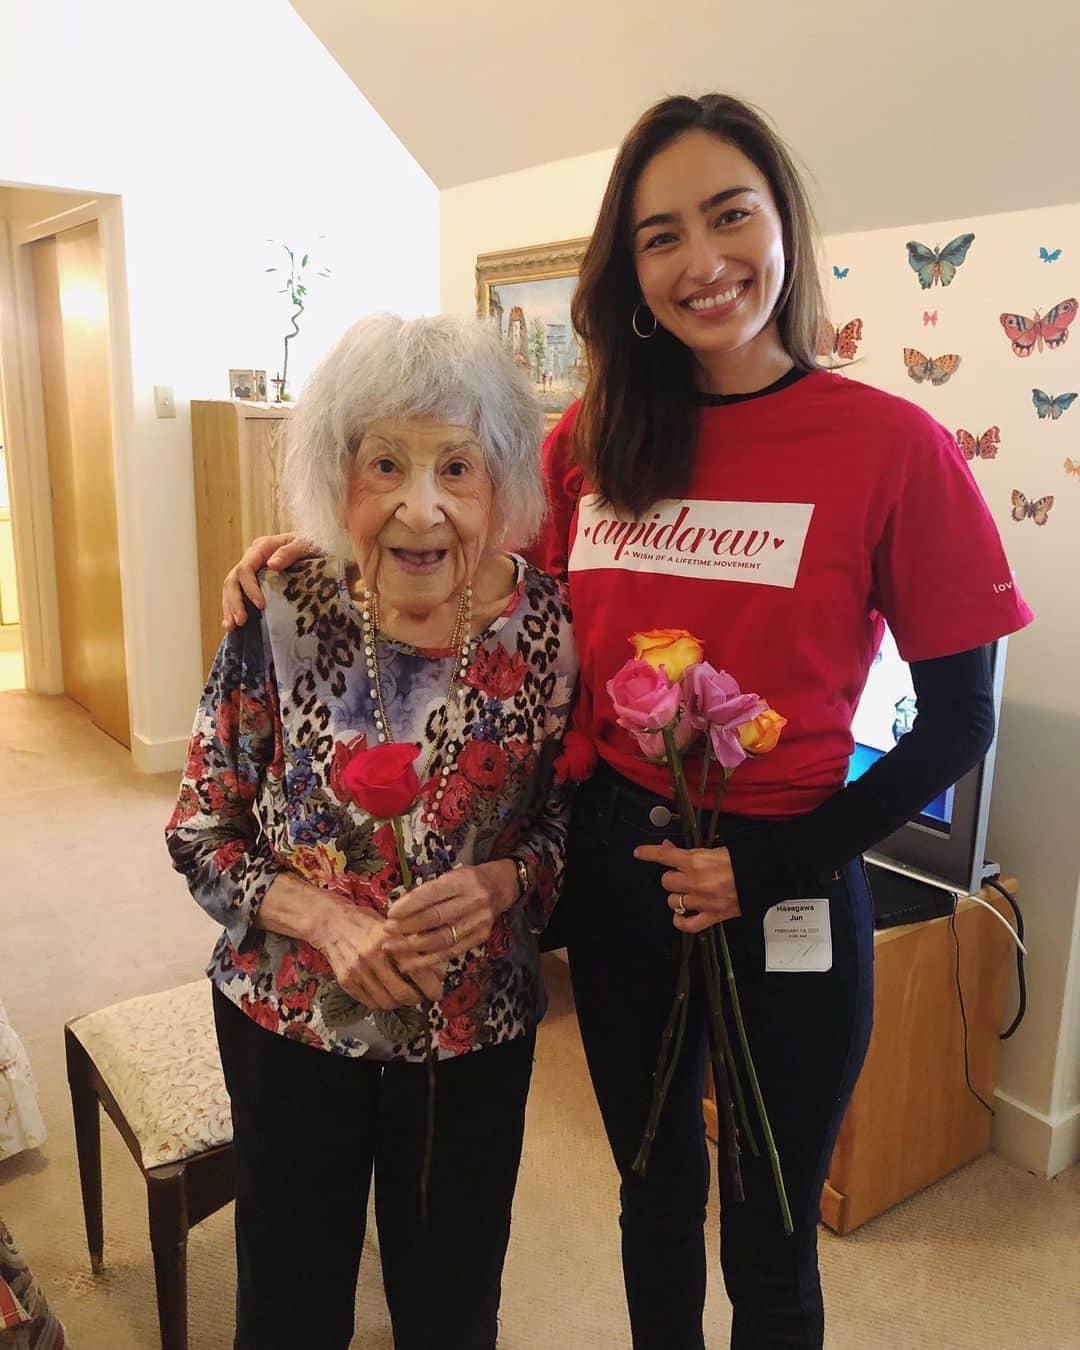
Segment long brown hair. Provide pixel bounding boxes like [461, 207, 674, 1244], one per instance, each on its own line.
[571, 94, 826, 517]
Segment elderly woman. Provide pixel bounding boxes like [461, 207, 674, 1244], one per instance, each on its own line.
[166, 314, 576, 1350]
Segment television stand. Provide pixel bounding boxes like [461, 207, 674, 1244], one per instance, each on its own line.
[702, 876, 1018, 1233]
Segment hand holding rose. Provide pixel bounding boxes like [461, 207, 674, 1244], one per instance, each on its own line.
[383, 860, 519, 975]
[632, 839, 741, 932]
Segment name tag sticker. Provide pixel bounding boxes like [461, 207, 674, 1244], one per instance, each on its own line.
[763, 901, 833, 973]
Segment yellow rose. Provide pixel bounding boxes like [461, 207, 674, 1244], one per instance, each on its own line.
[629, 628, 705, 683]
[736, 709, 787, 756]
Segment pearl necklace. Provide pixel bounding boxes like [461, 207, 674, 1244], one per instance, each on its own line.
[361, 584, 474, 829]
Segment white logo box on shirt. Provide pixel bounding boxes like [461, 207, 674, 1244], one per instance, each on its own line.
[570, 494, 815, 589]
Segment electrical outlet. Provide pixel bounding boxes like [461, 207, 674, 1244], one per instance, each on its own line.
[154, 385, 176, 419]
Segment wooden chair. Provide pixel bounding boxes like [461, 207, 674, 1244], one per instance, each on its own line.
[64, 980, 235, 1350]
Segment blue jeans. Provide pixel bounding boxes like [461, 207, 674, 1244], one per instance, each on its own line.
[563, 764, 874, 1349]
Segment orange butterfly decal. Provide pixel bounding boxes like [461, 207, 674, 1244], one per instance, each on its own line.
[1010, 490, 1053, 524]
[999, 298, 1077, 357]
[955, 426, 999, 460]
[816, 317, 863, 359]
[1065, 458, 1080, 478]
[904, 349, 961, 385]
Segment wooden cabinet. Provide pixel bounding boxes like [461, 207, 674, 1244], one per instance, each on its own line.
[704, 881, 1016, 1234]
[190, 401, 292, 675]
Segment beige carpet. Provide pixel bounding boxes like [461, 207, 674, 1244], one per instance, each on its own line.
[1, 690, 1078, 1349]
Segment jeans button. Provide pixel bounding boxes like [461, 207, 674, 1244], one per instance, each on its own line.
[648, 805, 673, 827]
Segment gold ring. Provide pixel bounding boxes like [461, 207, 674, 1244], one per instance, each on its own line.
[448, 923, 459, 946]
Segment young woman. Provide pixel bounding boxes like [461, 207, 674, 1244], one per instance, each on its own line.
[222, 97, 1031, 1349]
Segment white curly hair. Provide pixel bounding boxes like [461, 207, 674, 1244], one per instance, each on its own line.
[282, 312, 548, 557]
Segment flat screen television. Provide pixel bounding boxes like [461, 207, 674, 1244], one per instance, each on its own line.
[847, 625, 1008, 906]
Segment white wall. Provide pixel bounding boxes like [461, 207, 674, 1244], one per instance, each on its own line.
[0, 0, 439, 767]
[442, 163, 1080, 1176]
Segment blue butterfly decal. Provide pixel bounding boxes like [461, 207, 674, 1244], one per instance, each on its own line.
[905, 233, 975, 288]
[833, 265, 850, 279]
[1040, 247, 1062, 262]
[1032, 388, 1078, 420]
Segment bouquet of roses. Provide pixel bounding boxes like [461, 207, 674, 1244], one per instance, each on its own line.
[607, 628, 792, 1234]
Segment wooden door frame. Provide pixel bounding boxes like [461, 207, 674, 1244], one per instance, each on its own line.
[0, 194, 137, 727]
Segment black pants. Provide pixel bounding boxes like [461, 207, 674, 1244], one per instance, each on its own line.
[213, 987, 535, 1350]
[563, 765, 874, 1350]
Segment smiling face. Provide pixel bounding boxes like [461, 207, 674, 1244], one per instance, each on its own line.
[631, 129, 792, 392]
[345, 417, 495, 623]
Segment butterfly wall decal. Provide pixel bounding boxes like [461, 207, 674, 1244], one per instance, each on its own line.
[923, 310, 938, 326]
[999, 298, 1077, 357]
[1032, 389, 1078, 420]
[1040, 247, 1062, 262]
[903, 349, 961, 385]
[1064, 458, 1080, 478]
[955, 426, 999, 460]
[816, 318, 863, 360]
[1010, 490, 1053, 525]
[905, 234, 975, 289]
[833, 265, 850, 279]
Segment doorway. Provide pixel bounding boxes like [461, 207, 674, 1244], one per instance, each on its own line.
[0, 190, 131, 747]
[28, 220, 129, 744]
[0, 399, 22, 691]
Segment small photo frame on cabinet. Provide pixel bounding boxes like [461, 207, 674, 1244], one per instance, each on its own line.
[229, 369, 255, 400]
[475, 237, 590, 422]
[253, 370, 268, 401]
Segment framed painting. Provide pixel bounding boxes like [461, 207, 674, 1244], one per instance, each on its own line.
[475, 237, 590, 421]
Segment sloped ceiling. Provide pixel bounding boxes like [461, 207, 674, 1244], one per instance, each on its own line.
[292, 0, 1080, 232]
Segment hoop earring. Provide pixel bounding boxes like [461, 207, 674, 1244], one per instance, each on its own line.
[632, 302, 658, 339]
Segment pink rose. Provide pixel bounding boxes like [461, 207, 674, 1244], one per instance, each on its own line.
[607, 659, 691, 761]
[682, 663, 767, 769]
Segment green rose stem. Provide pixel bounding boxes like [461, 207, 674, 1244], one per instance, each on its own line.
[699, 762, 759, 1157]
[391, 814, 437, 1225]
[700, 769, 791, 1231]
[707, 921, 792, 1234]
[632, 929, 693, 1176]
[633, 719, 741, 1184]
[698, 943, 745, 1201]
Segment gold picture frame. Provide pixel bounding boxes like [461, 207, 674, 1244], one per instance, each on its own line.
[475, 237, 591, 422]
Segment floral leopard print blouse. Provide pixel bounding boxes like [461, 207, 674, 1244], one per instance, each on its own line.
[166, 555, 577, 1062]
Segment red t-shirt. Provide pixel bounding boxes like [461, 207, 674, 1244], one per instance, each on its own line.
[528, 370, 1033, 816]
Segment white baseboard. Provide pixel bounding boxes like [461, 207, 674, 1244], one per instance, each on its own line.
[131, 731, 188, 776]
[992, 1089, 1080, 1178]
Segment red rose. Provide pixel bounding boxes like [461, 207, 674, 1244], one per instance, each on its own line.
[240, 995, 280, 1034]
[339, 742, 421, 818]
[329, 733, 369, 803]
[466, 644, 528, 699]
[458, 738, 508, 795]
[439, 1014, 478, 1054]
[554, 729, 598, 785]
[441, 981, 482, 1017]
